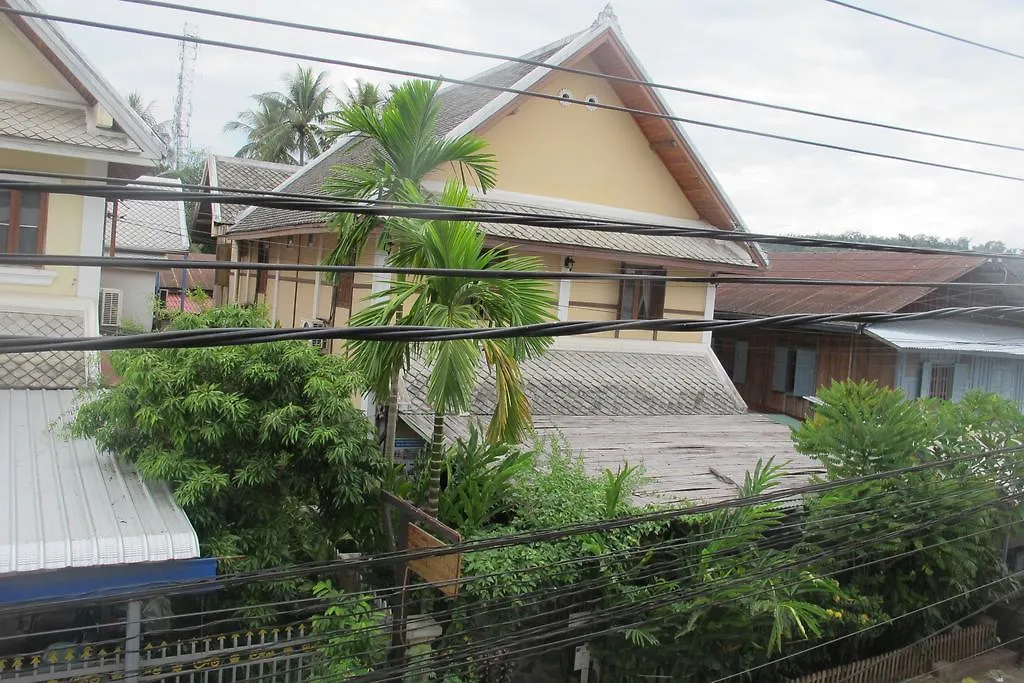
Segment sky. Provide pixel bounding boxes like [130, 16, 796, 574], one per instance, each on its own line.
[37, 0, 1024, 247]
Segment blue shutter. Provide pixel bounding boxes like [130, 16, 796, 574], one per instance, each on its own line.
[733, 341, 749, 384]
[952, 362, 971, 401]
[772, 347, 790, 393]
[919, 361, 933, 398]
[793, 348, 818, 397]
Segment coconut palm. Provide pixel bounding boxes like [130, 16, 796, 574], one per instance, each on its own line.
[341, 78, 386, 110]
[322, 78, 498, 466]
[225, 65, 333, 164]
[348, 182, 554, 514]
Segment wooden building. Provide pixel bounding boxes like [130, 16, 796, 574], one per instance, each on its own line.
[713, 252, 1024, 420]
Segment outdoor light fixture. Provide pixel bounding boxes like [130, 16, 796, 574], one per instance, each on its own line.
[564, 256, 575, 271]
[286, 236, 294, 247]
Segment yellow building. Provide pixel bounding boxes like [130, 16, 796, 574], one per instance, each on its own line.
[219, 8, 807, 501]
[0, 0, 162, 386]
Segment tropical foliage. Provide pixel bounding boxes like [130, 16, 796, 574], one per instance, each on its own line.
[347, 182, 553, 513]
[71, 305, 388, 609]
[225, 65, 333, 164]
[322, 78, 500, 469]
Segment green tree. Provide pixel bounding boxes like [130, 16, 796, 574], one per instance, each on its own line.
[347, 183, 553, 514]
[225, 65, 333, 164]
[70, 305, 387, 609]
[322, 78, 497, 466]
[793, 381, 1021, 640]
[341, 78, 386, 110]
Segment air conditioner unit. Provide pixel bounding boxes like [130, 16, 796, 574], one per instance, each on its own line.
[99, 288, 122, 329]
[301, 318, 328, 352]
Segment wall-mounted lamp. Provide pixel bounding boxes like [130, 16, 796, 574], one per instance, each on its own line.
[308, 234, 315, 248]
[563, 256, 575, 271]
[286, 236, 295, 247]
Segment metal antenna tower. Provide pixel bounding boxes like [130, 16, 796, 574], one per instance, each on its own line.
[171, 23, 198, 171]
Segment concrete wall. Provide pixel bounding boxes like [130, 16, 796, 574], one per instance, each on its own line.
[100, 268, 159, 331]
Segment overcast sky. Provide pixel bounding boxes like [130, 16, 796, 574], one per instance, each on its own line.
[38, 0, 1024, 247]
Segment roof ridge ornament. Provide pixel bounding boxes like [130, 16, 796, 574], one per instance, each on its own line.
[592, 3, 620, 29]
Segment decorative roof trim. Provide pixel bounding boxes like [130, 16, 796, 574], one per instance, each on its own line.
[5, 0, 163, 162]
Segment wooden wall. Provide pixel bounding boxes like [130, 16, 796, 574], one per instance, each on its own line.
[713, 329, 898, 420]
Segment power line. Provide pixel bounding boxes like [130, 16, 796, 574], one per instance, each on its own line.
[3, 6, 1024, 185]
[120, 0, 1024, 155]
[3, 443, 1018, 615]
[822, 0, 1024, 62]
[6, 252, 1024, 290]
[3, 306, 1024, 353]
[5, 173, 1024, 259]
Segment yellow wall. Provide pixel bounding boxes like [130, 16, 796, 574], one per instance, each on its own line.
[0, 18, 76, 93]
[0, 149, 87, 298]
[429, 57, 699, 220]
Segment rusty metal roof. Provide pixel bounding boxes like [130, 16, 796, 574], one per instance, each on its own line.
[159, 253, 216, 292]
[715, 251, 987, 316]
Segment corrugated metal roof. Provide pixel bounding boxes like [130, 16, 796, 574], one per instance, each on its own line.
[160, 253, 216, 291]
[716, 252, 986, 315]
[866, 320, 1024, 356]
[0, 389, 201, 574]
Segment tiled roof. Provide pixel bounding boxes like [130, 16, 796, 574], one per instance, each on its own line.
[0, 99, 142, 153]
[108, 176, 188, 254]
[0, 389, 201, 573]
[402, 346, 745, 419]
[228, 36, 574, 235]
[210, 156, 297, 225]
[716, 252, 988, 316]
[0, 310, 89, 389]
[398, 343, 816, 504]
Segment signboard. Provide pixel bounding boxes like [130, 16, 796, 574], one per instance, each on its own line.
[406, 523, 462, 597]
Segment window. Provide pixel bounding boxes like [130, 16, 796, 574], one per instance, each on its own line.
[0, 190, 47, 254]
[930, 363, 955, 400]
[255, 241, 270, 295]
[619, 264, 666, 320]
[772, 346, 818, 396]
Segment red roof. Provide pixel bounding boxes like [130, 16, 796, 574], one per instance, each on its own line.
[159, 253, 216, 292]
[715, 252, 987, 316]
[163, 293, 212, 314]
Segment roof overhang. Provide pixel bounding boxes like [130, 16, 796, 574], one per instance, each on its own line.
[866, 320, 1024, 358]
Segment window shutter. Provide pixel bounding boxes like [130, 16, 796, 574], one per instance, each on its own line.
[772, 347, 790, 393]
[99, 289, 122, 328]
[793, 348, 818, 397]
[952, 362, 971, 401]
[648, 277, 666, 319]
[919, 361, 933, 398]
[733, 341, 749, 384]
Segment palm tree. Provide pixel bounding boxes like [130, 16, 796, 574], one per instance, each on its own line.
[225, 65, 333, 164]
[127, 90, 172, 165]
[348, 182, 554, 515]
[341, 78, 385, 110]
[322, 79, 498, 466]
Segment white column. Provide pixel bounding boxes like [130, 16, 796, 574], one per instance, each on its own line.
[702, 283, 716, 345]
[371, 248, 388, 294]
[557, 258, 572, 322]
[124, 600, 142, 683]
[270, 270, 281, 322]
[77, 160, 106, 303]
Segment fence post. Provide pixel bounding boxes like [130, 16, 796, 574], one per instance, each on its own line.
[124, 600, 142, 683]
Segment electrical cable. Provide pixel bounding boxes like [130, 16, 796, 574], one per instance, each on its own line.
[3, 306, 1024, 353]
[8, 251, 1024, 289]
[8, 443, 1016, 618]
[713, 571, 1024, 681]
[822, 0, 1024, 62]
[118, 0, 1024, 155]
[7, 171, 1024, 260]
[2, 6, 1024, 185]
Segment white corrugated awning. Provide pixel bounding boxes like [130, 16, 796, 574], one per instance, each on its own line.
[0, 389, 202, 574]
[866, 320, 1024, 357]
